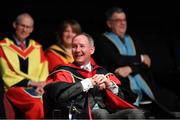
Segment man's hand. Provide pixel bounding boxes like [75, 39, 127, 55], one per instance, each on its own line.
[141, 54, 151, 67]
[35, 86, 44, 95]
[91, 74, 111, 89]
[28, 81, 46, 88]
[98, 83, 106, 90]
[114, 66, 132, 78]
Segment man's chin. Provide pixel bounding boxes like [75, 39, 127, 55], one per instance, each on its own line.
[75, 60, 84, 66]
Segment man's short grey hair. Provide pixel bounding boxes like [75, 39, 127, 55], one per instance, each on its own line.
[14, 13, 34, 25]
[76, 33, 94, 47]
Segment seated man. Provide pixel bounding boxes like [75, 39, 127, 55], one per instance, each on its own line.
[0, 13, 49, 119]
[44, 33, 145, 119]
[93, 6, 179, 118]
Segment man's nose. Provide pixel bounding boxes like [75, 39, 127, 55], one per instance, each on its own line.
[75, 46, 81, 51]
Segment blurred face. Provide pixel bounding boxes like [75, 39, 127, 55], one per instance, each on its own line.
[72, 35, 95, 66]
[62, 25, 77, 48]
[13, 16, 34, 42]
[107, 12, 127, 37]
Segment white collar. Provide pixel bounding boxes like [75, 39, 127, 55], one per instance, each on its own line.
[13, 35, 26, 46]
[80, 62, 92, 71]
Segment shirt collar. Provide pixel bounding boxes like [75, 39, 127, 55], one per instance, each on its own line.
[13, 35, 26, 46]
[80, 62, 92, 71]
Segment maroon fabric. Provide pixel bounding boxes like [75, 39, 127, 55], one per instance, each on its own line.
[20, 42, 25, 50]
[105, 89, 136, 110]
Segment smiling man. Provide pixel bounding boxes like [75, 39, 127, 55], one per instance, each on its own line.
[93, 6, 179, 118]
[44, 33, 145, 119]
[0, 13, 49, 119]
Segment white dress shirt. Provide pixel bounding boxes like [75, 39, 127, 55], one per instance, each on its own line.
[80, 62, 92, 71]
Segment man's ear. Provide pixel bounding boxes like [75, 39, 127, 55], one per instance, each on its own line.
[90, 46, 95, 55]
[29, 26, 34, 33]
[107, 20, 111, 29]
[13, 21, 16, 29]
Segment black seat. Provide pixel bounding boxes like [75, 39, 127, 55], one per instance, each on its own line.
[0, 78, 6, 119]
[43, 92, 69, 119]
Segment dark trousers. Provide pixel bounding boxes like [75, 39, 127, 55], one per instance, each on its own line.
[92, 108, 145, 119]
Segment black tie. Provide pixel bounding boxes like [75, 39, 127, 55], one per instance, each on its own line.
[119, 36, 125, 44]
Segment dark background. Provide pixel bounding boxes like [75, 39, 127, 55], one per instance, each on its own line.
[0, 0, 180, 97]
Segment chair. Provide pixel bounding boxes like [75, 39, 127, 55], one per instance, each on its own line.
[0, 78, 6, 119]
[43, 92, 69, 119]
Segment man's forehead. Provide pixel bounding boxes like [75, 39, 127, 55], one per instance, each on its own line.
[112, 12, 126, 18]
[75, 34, 87, 39]
[73, 35, 88, 42]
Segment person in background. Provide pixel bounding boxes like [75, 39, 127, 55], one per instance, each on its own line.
[0, 13, 49, 119]
[94, 6, 155, 107]
[93, 6, 179, 118]
[44, 33, 145, 119]
[45, 19, 81, 73]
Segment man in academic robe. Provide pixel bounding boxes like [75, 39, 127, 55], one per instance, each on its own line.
[0, 13, 49, 119]
[44, 33, 145, 119]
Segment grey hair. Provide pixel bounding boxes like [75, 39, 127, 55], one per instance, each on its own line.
[75, 33, 94, 47]
[14, 13, 34, 26]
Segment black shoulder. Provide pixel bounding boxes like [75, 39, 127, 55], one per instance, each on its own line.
[96, 67, 109, 75]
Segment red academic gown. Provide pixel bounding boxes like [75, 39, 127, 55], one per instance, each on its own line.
[46, 60, 136, 119]
[0, 38, 49, 119]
